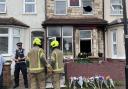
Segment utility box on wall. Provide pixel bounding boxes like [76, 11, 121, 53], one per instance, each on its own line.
[3, 63, 12, 88]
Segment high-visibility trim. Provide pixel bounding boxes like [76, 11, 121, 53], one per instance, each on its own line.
[38, 48, 41, 69]
[53, 68, 64, 73]
[54, 51, 63, 72]
[29, 48, 45, 72]
[29, 68, 44, 71]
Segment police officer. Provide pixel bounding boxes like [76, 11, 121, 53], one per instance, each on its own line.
[13, 42, 28, 88]
[27, 37, 52, 89]
[50, 40, 64, 89]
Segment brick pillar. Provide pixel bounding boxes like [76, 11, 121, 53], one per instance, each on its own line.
[3, 63, 12, 88]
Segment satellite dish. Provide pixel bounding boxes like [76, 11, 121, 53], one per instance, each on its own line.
[83, 6, 92, 12]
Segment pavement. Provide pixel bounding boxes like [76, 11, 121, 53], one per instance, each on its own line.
[8, 74, 125, 89]
[9, 74, 66, 89]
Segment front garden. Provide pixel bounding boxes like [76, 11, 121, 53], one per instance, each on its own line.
[64, 53, 125, 89]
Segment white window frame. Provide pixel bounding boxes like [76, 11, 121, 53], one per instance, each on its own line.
[82, 0, 93, 15]
[110, 0, 123, 15]
[80, 30, 92, 53]
[0, 0, 6, 13]
[54, 0, 67, 15]
[68, 0, 81, 7]
[23, 0, 36, 14]
[12, 28, 21, 53]
[47, 37, 56, 58]
[0, 27, 9, 56]
[112, 30, 117, 57]
[0, 27, 21, 56]
[62, 26, 73, 55]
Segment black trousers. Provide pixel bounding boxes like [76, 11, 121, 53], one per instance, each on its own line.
[0, 71, 3, 89]
[14, 62, 28, 87]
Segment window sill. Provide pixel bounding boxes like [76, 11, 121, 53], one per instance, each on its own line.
[110, 14, 123, 16]
[2, 54, 12, 57]
[54, 14, 67, 16]
[22, 12, 37, 15]
[0, 12, 7, 14]
[83, 14, 93, 16]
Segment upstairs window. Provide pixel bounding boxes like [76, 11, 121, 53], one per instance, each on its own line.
[24, 0, 36, 14]
[82, 0, 93, 15]
[69, 0, 81, 7]
[111, 0, 123, 15]
[55, 0, 67, 15]
[0, 0, 6, 13]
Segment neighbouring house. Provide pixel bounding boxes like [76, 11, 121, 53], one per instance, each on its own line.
[0, 0, 45, 59]
[104, 0, 128, 60]
[42, 0, 108, 59]
[0, 0, 45, 75]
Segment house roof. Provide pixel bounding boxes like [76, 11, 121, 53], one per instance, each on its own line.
[109, 18, 128, 26]
[0, 17, 29, 27]
[42, 17, 108, 26]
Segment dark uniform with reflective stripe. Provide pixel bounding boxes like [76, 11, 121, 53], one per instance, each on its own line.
[14, 48, 28, 88]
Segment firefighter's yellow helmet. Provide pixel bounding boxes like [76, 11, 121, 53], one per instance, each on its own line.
[33, 37, 41, 45]
[51, 40, 59, 48]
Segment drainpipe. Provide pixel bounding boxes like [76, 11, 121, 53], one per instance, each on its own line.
[73, 27, 76, 58]
[102, 0, 106, 60]
[45, 0, 47, 20]
[44, 0, 47, 59]
[103, 27, 106, 61]
[122, 0, 128, 88]
[102, 0, 104, 19]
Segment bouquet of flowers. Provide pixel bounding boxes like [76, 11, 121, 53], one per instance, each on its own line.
[69, 75, 115, 89]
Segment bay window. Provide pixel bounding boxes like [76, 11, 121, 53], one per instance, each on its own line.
[0, 28, 8, 54]
[13, 29, 20, 53]
[62, 27, 73, 55]
[0, 27, 21, 55]
[112, 30, 117, 57]
[47, 26, 73, 56]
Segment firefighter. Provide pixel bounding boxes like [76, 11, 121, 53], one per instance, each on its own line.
[13, 42, 28, 88]
[27, 37, 51, 89]
[50, 40, 64, 89]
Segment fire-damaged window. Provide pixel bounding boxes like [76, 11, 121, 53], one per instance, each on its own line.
[82, 0, 93, 15]
[69, 0, 81, 7]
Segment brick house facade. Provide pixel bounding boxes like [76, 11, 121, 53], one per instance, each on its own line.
[43, 0, 107, 59]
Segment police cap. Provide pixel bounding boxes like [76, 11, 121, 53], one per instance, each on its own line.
[16, 42, 22, 46]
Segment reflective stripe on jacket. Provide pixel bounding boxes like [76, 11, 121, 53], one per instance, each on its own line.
[51, 48, 64, 73]
[27, 46, 45, 73]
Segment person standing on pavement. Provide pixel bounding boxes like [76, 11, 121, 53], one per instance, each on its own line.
[0, 54, 5, 89]
[13, 42, 28, 88]
[50, 40, 64, 89]
[27, 37, 51, 89]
